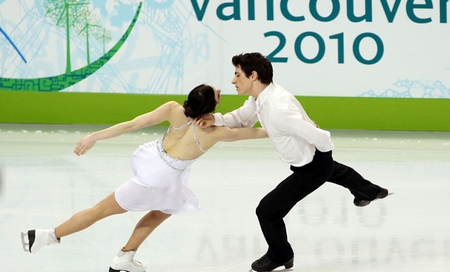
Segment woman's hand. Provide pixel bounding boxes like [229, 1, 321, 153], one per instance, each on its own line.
[74, 134, 97, 156]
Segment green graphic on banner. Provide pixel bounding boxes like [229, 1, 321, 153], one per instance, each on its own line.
[0, 2, 142, 92]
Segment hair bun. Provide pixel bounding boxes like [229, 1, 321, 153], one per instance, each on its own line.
[183, 84, 216, 118]
[183, 101, 195, 117]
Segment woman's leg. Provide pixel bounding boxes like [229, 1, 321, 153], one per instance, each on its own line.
[109, 211, 171, 272]
[55, 192, 127, 238]
[122, 210, 171, 251]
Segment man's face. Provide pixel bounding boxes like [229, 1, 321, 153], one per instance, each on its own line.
[231, 65, 253, 96]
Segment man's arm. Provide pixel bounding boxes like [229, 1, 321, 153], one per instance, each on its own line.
[213, 126, 268, 142]
[272, 109, 334, 152]
[197, 96, 258, 128]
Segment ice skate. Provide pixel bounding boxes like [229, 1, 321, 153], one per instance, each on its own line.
[251, 253, 294, 272]
[21, 229, 60, 253]
[109, 250, 146, 272]
[354, 188, 391, 207]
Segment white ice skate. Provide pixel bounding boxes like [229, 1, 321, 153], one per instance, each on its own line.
[109, 250, 146, 272]
[21, 229, 60, 253]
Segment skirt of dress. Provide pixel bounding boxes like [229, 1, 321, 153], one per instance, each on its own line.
[115, 140, 200, 214]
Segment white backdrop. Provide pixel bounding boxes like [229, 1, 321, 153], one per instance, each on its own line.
[0, 0, 449, 98]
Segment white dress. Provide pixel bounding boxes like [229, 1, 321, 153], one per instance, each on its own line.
[115, 121, 205, 214]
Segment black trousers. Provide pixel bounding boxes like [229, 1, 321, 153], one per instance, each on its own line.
[256, 149, 383, 264]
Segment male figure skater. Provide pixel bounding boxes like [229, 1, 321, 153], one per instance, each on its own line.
[197, 52, 389, 272]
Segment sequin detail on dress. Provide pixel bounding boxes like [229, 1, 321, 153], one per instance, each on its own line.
[156, 139, 195, 171]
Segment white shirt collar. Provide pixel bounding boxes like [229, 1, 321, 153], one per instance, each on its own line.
[255, 83, 275, 112]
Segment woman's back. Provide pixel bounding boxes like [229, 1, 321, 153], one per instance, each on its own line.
[162, 103, 215, 160]
[162, 102, 266, 161]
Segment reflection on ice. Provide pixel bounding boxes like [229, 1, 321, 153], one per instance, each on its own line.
[0, 124, 449, 272]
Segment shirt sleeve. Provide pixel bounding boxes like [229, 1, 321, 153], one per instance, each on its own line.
[212, 97, 259, 128]
[271, 109, 334, 152]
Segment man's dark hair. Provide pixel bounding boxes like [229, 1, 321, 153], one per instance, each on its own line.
[232, 52, 273, 84]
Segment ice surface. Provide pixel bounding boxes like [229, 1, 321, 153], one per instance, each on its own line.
[0, 124, 449, 272]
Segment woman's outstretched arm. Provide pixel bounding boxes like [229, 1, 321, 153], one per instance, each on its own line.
[74, 101, 177, 156]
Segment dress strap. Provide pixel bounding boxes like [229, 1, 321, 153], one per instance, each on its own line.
[165, 120, 206, 153]
[172, 120, 193, 130]
[192, 123, 206, 153]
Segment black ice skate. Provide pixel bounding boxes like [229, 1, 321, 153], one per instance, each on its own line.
[354, 188, 392, 207]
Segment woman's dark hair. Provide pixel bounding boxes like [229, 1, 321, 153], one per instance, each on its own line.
[183, 84, 216, 118]
[232, 52, 273, 84]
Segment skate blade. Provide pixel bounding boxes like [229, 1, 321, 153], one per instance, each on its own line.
[21, 231, 30, 252]
[109, 268, 127, 272]
[372, 192, 394, 203]
[249, 269, 293, 272]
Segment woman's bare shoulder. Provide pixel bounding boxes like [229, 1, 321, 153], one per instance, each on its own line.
[167, 102, 190, 124]
[165, 101, 181, 109]
[164, 101, 183, 115]
[198, 125, 226, 138]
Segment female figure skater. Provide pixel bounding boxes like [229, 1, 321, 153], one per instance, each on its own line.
[21, 84, 267, 272]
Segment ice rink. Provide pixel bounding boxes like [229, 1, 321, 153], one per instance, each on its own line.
[1, 123, 449, 272]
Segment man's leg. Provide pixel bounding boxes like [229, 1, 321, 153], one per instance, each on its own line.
[327, 160, 387, 205]
[256, 174, 324, 263]
[254, 151, 334, 267]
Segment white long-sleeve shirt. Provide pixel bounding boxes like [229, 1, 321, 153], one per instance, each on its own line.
[213, 83, 334, 167]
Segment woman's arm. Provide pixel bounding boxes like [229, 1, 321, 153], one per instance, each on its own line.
[74, 101, 177, 156]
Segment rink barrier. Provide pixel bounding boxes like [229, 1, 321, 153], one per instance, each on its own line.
[0, 92, 448, 131]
